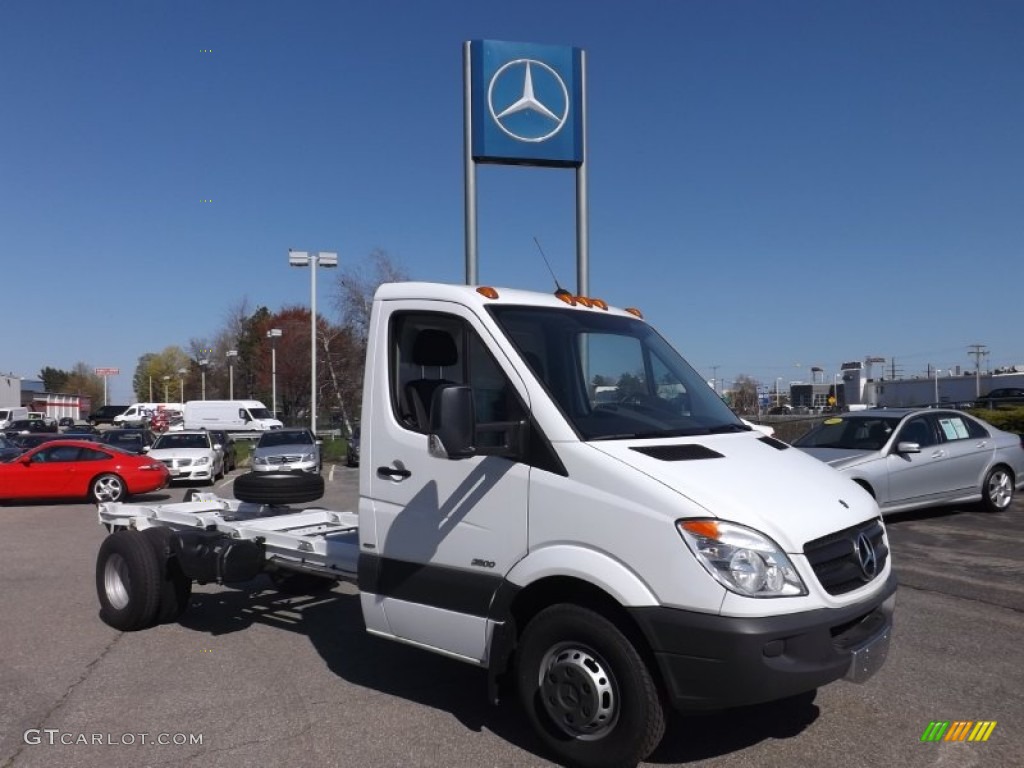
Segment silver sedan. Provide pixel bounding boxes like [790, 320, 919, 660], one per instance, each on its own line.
[794, 408, 1024, 514]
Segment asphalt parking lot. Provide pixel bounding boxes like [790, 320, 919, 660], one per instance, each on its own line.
[1, 467, 1022, 768]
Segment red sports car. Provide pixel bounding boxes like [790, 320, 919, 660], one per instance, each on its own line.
[0, 439, 170, 503]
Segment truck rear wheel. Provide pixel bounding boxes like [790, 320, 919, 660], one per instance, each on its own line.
[142, 527, 192, 624]
[233, 471, 325, 505]
[516, 604, 665, 768]
[96, 530, 162, 631]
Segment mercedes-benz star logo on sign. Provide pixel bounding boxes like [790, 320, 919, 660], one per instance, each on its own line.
[854, 532, 878, 578]
[487, 59, 569, 143]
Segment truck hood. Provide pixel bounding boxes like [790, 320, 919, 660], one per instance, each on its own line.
[587, 432, 879, 552]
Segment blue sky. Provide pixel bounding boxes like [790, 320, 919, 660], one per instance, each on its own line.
[2, 1, 1021, 403]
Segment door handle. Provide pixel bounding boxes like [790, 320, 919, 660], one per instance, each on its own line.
[930, 450, 945, 459]
[377, 465, 411, 480]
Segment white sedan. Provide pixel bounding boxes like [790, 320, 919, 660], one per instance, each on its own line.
[145, 431, 224, 485]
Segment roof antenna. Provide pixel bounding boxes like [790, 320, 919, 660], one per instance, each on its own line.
[534, 237, 573, 299]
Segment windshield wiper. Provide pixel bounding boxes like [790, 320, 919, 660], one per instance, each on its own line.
[705, 423, 751, 434]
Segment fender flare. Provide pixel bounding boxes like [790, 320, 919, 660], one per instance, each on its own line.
[503, 544, 659, 608]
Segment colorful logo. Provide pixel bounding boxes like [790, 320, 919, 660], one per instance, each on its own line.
[920, 721, 997, 742]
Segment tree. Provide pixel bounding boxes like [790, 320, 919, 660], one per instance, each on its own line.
[731, 374, 760, 415]
[64, 363, 105, 409]
[132, 347, 191, 402]
[329, 250, 408, 433]
[39, 366, 70, 393]
[333, 249, 408, 346]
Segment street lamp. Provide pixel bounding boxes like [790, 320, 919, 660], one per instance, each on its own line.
[226, 350, 238, 400]
[178, 368, 188, 403]
[199, 358, 209, 400]
[162, 375, 170, 402]
[289, 249, 338, 435]
[267, 329, 282, 418]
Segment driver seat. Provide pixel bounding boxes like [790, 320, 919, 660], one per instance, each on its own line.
[404, 329, 458, 432]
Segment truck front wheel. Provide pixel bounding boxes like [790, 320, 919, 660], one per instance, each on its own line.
[516, 604, 665, 768]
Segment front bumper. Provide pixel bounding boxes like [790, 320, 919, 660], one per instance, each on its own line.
[252, 461, 318, 473]
[630, 571, 897, 711]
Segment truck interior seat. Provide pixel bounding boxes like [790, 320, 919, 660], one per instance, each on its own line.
[404, 329, 459, 432]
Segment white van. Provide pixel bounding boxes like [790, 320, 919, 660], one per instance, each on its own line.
[0, 406, 28, 429]
[182, 400, 283, 433]
[113, 403, 183, 427]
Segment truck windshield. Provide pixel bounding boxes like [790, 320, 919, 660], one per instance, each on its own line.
[248, 408, 273, 419]
[489, 306, 744, 441]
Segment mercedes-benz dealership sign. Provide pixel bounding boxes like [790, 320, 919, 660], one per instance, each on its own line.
[470, 40, 583, 167]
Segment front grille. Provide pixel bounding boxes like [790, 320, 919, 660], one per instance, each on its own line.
[267, 454, 304, 463]
[804, 519, 888, 595]
[162, 458, 193, 468]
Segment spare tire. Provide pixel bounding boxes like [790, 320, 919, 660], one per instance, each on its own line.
[233, 471, 325, 505]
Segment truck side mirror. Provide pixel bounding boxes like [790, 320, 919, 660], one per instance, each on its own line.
[428, 385, 476, 460]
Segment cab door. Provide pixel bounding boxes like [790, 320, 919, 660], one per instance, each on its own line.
[360, 303, 530, 663]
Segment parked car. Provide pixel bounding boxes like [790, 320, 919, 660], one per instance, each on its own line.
[974, 388, 1024, 409]
[346, 425, 360, 467]
[145, 430, 224, 485]
[62, 423, 101, 436]
[251, 428, 321, 474]
[8, 433, 75, 452]
[209, 430, 237, 473]
[0, 435, 23, 462]
[3, 419, 59, 437]
[793, 408, 1024, 514]
[0, 439, 170, 503]
[88, 405, 130, 426]
[99, 428, 156, 455]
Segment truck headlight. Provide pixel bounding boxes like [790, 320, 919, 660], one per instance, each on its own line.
[677, 519, 807, 597]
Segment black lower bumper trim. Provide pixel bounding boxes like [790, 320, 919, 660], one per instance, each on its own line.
[630, 571, 897, 711]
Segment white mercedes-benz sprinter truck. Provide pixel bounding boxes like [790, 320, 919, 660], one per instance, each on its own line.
[97, 283, 895, 768]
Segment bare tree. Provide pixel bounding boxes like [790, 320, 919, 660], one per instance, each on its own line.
[333, 249, 408, 346]
[327, 250, 408, 434]
[731, 374, 760, 415]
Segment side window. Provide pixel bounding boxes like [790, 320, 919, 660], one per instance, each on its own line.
[80, 448, 109, 462]
[390, 312, 524, 434]
[898, 417, 936, 448]
[938, 415, 988, 441]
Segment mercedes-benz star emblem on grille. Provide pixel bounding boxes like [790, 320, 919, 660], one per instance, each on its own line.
[487, 59, 569, 143]
[854, 532, 878, 577]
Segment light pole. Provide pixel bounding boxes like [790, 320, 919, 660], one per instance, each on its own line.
[199, 358, 209, 400]
[267, 329, 282, 418]
[178, 368, 188, 403]
[226, 350, 238, 400]
[775, 377, 783, 408]
[162, 375, 170, 402]
[289, 249, 338, 435]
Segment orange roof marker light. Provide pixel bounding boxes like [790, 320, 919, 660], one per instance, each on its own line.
[590, 298, 609, 310]
[476, 286, 500, 300]
[555, 290, 577, 306]
[575, 296, 593, 308]
[624, 307, 644, 319]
